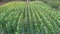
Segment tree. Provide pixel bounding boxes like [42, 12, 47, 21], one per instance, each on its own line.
[2, 0, 9, 2]
[0, 0, 2, 2]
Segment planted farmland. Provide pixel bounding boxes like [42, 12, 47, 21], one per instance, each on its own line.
[0, 1, 60, 34]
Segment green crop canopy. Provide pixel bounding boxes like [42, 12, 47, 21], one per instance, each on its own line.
[0, 1, 60, 34]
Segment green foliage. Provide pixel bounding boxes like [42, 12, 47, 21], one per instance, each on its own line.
[49, 1, 60, 9]
[39, 0, 60, 10]
[0, 1, 60, 34]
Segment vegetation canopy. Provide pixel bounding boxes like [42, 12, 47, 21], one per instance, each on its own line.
[0, 1, 60, 34]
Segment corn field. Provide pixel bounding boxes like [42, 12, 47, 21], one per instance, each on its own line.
[0, 0, 60, 34]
